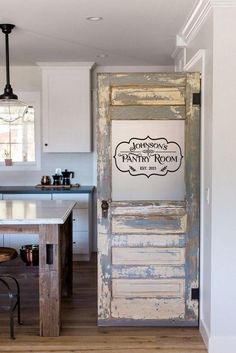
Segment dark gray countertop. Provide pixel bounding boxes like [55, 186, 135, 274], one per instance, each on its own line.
[0, 185, 95, 194]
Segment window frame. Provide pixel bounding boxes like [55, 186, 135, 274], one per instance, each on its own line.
[0, 91, 41, 171]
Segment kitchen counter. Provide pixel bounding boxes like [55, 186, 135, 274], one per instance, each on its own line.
[0, 185, 94, 194]
[0, 199, 75, 224]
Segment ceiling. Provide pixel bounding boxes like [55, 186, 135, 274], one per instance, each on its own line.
[0, 0, 197, 66]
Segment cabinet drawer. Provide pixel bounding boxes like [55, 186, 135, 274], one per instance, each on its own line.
[2, 194, 51, 200]
[52, 193, 89, 208]
[73, 231, 89, 254]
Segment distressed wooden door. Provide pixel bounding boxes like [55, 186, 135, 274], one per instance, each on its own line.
[97, 73, 200, 326]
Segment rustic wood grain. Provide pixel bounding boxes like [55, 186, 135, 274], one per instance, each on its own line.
[111, 298, 185, 320]
[111, 86, 185, 106]
[111, 105, 186, 120]
[97, 73, 200, 325]
[109, 73, 186, 86]
[39, 224, 61, 336]
[0, 255, 207, 353]
[111, 201, 186, 216]
[112, 214, 187, 234]
[112, 264, 185, 279]
[112, 278, 185, 298]
[112, 247, 185, 265]
[112, 233, 186, 248]
[97, 74, 112, 320]
[184, 73, 201, 320]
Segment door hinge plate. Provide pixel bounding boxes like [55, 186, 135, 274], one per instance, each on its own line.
[191, 288, 200, 300]
[193, 92, 201, 106]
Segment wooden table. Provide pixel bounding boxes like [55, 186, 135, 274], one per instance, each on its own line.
[0, 199, 76, 337]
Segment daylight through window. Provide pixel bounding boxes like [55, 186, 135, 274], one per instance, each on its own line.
[0, 106, 36, 163]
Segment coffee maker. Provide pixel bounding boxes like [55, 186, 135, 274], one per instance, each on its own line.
[61, 169, 74, 185]
[52, 174, 62, 185]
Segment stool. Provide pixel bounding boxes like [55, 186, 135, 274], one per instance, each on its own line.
[0, 247, 22, 339]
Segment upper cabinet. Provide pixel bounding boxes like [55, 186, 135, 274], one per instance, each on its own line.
[39, 63, 94, 152]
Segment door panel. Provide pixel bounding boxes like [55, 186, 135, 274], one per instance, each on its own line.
[111, 86, 185, 106]
[97, 73, 200, 326]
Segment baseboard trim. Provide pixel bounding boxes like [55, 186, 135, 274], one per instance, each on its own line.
[200, 319, 210, 349]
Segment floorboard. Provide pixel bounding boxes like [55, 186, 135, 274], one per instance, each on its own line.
[0, 253, 207, 352]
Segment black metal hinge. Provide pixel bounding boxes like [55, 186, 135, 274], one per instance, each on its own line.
[193, 92, 201, 106]
[191, 288, 200, 300]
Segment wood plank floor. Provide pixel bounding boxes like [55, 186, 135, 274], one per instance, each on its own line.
[0, 253, 207, 353]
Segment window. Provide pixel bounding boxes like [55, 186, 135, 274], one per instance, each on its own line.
[0, 92, 40, 170]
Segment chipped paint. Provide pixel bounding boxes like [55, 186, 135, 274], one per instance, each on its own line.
[112, 264, 185, 279]
[112, 233, 186, 248]
[97, 73, 200, 325]
[112, 279, 185, 298]
[112, 214, 187, 234]
[112, 247, 185, 266]
[186, 279, 199, 318]
[111, 86, 185, 106]
[111, 298, 185, 320]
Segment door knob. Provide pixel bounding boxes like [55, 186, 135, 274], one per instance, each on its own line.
[101, 200, 109, 218]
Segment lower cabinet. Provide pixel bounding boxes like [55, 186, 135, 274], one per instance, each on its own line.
[1, 194, 51, 249]
[52, 193, 92, 261]
[1, 192, 92, 261]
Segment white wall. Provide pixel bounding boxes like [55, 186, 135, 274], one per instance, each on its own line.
[175, 4, 236, 353]
[0, 66, 94, 186]
[209, 7, 236, 352]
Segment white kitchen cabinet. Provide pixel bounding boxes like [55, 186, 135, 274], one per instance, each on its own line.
[2, 194, 51, 250]
[52, 193, 92, 261]
[39, 63, 94, 153]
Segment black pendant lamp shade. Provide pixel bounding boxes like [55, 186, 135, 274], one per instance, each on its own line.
[0, 23, 27, 122]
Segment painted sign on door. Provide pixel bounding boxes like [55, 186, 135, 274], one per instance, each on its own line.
[112, 120, 185, 201]
[114, 136, 183, 177]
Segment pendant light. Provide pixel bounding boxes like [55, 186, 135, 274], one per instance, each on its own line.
[0, 24, 28, 122]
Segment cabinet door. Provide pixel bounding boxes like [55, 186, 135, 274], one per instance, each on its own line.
[2, 194, 51, 250]
[52, 193, 91, 259]
[41, 66, 93, 152]
[73, 231, 89, 254]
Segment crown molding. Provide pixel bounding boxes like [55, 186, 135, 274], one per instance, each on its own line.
[212, 0, 236, 6]
[178, 0, 212, 46]
[174, 0, 236, 53]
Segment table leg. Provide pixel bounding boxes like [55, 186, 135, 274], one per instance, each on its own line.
[39, 224, 61, 337]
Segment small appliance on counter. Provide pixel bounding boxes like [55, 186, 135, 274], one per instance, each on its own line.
[36, 168, 77, 188]
[41, 175, 51, 185]
[61, 169, 74, 185]
[52, 174, 62, 185]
